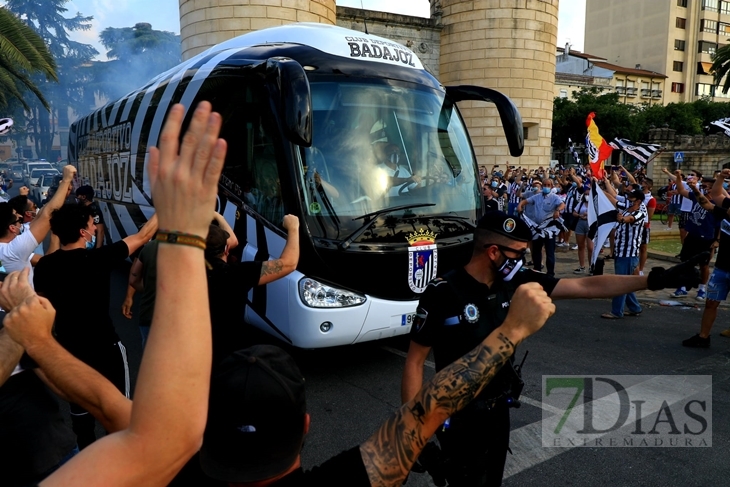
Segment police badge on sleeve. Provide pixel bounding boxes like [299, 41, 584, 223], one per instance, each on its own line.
[406, 229, 438, 293]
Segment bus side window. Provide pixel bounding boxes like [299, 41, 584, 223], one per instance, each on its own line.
[193, 76, 285, 228]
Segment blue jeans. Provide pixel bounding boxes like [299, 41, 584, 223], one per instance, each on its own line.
[611, 256, 642, 316]
[532, 236, 556, 276]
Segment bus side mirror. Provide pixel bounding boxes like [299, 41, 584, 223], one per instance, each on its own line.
[445, 86, 524, 157]
[266, 58, 312, 147]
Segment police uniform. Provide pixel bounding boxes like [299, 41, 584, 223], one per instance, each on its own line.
[409, 212, 559, 487]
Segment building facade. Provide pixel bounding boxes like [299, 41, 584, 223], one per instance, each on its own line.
[178, 0, 559, 169]
[585, 0, 730, 104]
[555, 47, 667, 105]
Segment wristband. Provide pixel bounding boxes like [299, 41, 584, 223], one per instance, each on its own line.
[156, 230, 206, 250]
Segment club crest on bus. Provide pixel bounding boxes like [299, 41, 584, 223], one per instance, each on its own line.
[406, 229, 438, 294]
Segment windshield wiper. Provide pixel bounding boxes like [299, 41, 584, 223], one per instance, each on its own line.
[339, 203, 436, 250]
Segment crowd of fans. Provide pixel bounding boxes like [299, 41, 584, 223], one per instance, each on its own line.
[0, 102, 556, 487]
[0, 103, 726, 485]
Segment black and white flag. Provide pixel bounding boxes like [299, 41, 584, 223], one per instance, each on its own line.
[608, 137, 662, 164]
[709, 118, 730, 137]
[520, 213, 568, 241]
[587, 181, 618, 265]
[568, 137, 582, 165]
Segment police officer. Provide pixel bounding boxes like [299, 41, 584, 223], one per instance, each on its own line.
[401, 210, 705, 486]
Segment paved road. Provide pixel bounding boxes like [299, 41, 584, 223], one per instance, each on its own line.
[104, 263, 730, 487]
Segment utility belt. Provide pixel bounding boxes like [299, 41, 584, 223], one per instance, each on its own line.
[410, 351, 529, 486]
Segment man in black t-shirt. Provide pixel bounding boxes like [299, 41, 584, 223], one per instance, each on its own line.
[34, 203, 157, 448]
[402, 211, 704, 487]
[205, 214, 299, 365]
[682, 169, 730, 347]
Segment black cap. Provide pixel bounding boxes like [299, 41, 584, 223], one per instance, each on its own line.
[627, 188, 645, 202]
[476, 210, 532, 242]
[75, 185, 94, 199]
[200, 345, 307, 483]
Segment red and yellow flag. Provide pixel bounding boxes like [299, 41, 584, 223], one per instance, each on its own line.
[585, 112, 613, 179]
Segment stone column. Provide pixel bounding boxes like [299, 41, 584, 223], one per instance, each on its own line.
[179, 0, 337, 61]
[437, 0, 559, 168]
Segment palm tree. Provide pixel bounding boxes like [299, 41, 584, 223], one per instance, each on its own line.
[0, 7, 57, 110]
[712, 44, 730, 95]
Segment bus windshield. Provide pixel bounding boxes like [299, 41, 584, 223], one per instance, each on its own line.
[298, 79, 479, 243]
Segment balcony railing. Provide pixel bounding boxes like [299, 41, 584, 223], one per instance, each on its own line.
[652, 89, 663, 98]
[615, 86, 626, 94]
[626, 87, 638, 96]
[641, 88, 651, 97]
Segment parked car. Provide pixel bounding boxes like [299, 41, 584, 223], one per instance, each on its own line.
[28, 168, 59, 189]
[10, 164, 23, 180]
[23, 161, 54, 185]
[31, 172, 60, 204]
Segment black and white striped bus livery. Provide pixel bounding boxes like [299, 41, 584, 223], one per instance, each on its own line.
[68, 23, 524, 348]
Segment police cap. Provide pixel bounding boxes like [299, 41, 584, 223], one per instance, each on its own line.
[476, 211, 532, 242]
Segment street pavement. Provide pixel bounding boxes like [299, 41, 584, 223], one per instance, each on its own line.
[103, 253, 730, 487]
[16, 176, 726, 487]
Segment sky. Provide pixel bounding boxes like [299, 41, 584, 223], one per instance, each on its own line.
[60, 0, 586, 60]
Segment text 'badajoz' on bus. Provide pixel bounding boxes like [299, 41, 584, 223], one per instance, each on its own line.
[68, 23, 524, 348]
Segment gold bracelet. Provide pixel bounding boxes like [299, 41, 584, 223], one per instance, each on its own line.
[155, 230, 206, 250]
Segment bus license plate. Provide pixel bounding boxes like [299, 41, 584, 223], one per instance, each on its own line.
[401, 312, 416, 327]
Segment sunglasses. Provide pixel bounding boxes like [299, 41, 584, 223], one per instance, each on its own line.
[483, 243, 527, 259]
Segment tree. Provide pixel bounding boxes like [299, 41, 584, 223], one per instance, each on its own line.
[5, 0, 97, 159]
[712, 43, 730, 95]
[0, 7, 57, 110]
[88, 23, 181, 102]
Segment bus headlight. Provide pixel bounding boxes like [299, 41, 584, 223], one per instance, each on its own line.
[298, 277, 366, 308]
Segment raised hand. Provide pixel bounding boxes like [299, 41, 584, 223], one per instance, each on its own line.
[3, 295, 56, 351]
[0, 268, 35, 312]
[62, 165, 77, 183]
[147, 102, 227, 238]
[502, 282, 555, 341]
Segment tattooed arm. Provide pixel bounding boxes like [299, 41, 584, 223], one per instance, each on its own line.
[689, 182, 715, 211]
[258, 214, 300, 286]
[360, 283, 555, 487]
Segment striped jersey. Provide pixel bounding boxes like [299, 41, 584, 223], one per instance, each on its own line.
[508, 182, 521, 204]
[614, 207, 647, 258]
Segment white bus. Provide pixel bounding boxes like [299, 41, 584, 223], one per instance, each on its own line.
[68, 23, 523, 348]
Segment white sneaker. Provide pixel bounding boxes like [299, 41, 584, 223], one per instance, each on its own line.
[570, 244, 578, 250]
[556, 242, 567, 247]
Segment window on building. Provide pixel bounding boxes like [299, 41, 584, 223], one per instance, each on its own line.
[701, 19, 718, 34]
[716, 87, 730, 98]
[722, 1, 730, 15]
[719, 22, 730, 36]
[641, 81, 650, 97]
[699, 41, 718, 54]
[559, 89, 568, 98]
[671, 82, 685, 93]
[675, 39, 686, 51]
[696, 83, 716, 97]
[676, 17, 687, 29]
[678, 0, 687, 6]
[703, 0, 720, 12]
[673, 61, 684, 72]
[652, 82, 662, 98]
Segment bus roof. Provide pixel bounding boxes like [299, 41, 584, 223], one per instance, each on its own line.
[194, 23, 425, 71]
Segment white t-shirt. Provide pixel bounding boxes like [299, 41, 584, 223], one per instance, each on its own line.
[680, 182, 693, 212]
[0, 229, 40, 286]
[22, 222, 43, 256]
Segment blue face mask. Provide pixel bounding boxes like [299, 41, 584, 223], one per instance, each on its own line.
[571, 182, 577, 188]
[542, 187, 551, 195]
[83, 229, 96, 249]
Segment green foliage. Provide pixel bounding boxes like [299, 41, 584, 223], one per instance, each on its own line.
[86, 23, 181, 102]
[0, 7, 57, 110]
[552, 87, 730, 150]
